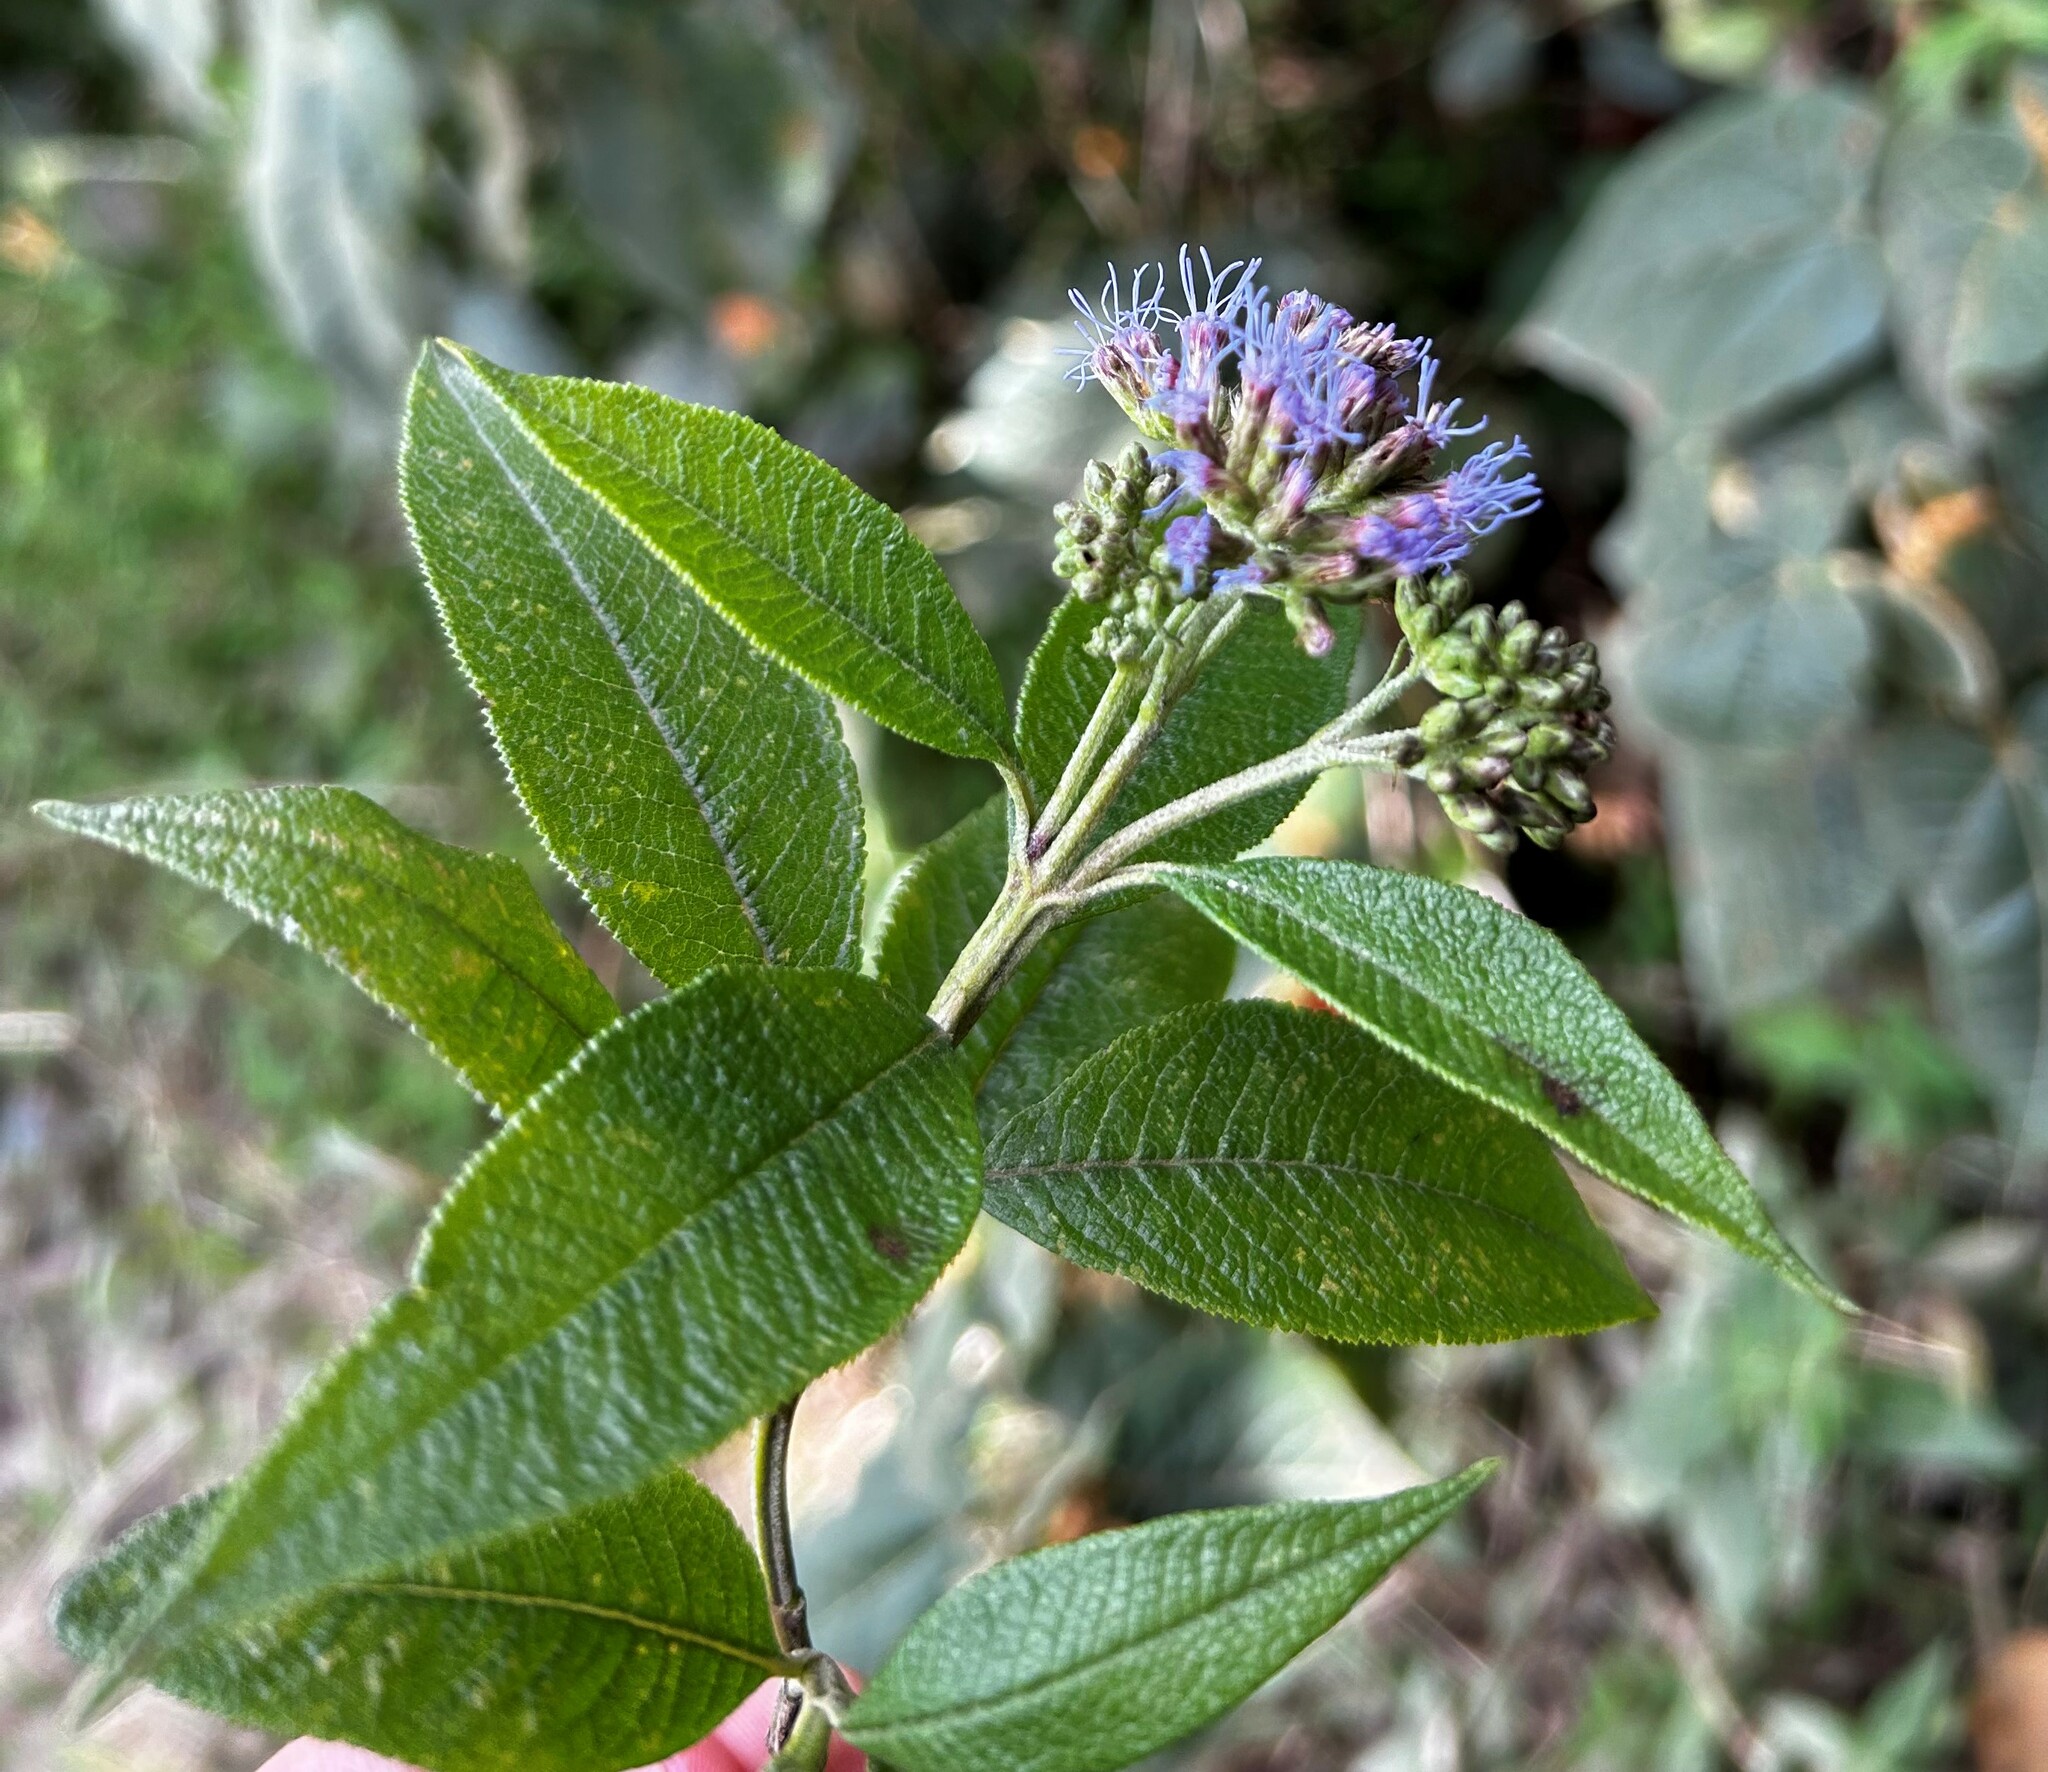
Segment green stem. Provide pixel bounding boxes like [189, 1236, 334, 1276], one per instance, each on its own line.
[1029, 658, 1145, 854]
[755, 1400, 810, 1751]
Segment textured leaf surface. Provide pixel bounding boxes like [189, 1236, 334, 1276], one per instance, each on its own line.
[872, 796, 1235, 1129]
[841, 1466, 1494, 1772]
[1865, 689, 2048, 1150]
[55, 1472, 777, 1772]
[985, 1002, 1650, 1343]
[1520, 86, 1885, 431]
[36, 789, 613, 1114]
[111, 966, 980, 1679]
[1156, 860, 1835, 1301]
[403, 342, 865, 983]
[418, 343, 1011, 766]
[1014, 598, 1355, 864]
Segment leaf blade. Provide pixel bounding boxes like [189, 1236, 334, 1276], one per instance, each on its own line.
[1156, 858, 1838, 1304]
[841, 1465, 1495, 1772]
[36, 788, 613, 1114]
[403, 341, 866, 983]
[55, 1471, 780, 1772]
[113, 966, 981, 1680]
[428, 342, 1013, 767]
[985, 1001, 1651, 1344]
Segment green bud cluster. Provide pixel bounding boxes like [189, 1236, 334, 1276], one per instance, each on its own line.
[1052, 444, 1185, 663]
[1393, 574, 1614, 852]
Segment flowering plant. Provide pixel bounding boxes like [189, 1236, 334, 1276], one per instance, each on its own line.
[42, 254, 1833, 1772]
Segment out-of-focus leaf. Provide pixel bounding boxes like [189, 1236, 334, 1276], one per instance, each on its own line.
[841, 1467, 1495, 1772]
[986, 1000, 1651, 1343]
[1430, 0, 1541, 121]
[1879, 101, 2035, 427]
[94, 967, 980, 1690]
[243, 0, 421, 407]
[1864, 688, 2048, 1149]
[1156, 858, 1838, 1302]
[36, 789, 613, 1114]
[559, 1, 854, 309]
[1519, 87, 1887, 432]
[1663, 739, 1898, 1015]
[403, 342, 867, 983]
[871, 796, 1234, 1129]
[1629, 552, 1875, 748]
[1015, 598, 1355, 864]
[55, 1471, 779, 1772]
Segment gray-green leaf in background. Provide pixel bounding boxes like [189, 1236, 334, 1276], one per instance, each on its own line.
[1880, 88, 2041, 425]
[54, 1470, 780, 1772]
[1015, 597, 1356, 864]
[872, 795, 1235, 1129]
[1865, 686, 2048, 1150]
[36, 788, 613, 1114]
[839, 1465, 1496, 1772]
[416, 344, 1014, 768]
[403, 341, 866, 984]
[96, 966, 981, 1689]
[985, 1001, 1651, 1343]
[1628, 552, 1875, 748]
[1154, 859, 1839, 1303]
[1662, 737, 1900, 1017]
[1519, 86, 1886, 432]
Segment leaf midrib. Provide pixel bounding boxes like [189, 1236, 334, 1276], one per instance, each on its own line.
[1167, 870, 1693, 1185]
[985, 1152, 1606, 1272]
[436, 356, 779, 966]
[849, 1515, 1406, 1747]
[340, 1579, 785, 1675]
[53, 801, 609, 1064]
[473, 355, 1003, 757]
[184, 1023, 946, 1631]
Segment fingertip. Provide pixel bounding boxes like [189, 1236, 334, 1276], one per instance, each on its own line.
[256, 1743, 421, 1772]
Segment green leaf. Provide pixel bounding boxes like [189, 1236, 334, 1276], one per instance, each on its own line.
[1154, 859, 1838, 1303]
[54, 1470, 779, 1772]
[841, 1465, 1495, 1772]
[402, 342, 866, 984]
[872, 796, 1236, 1129]
[1014, 597, 1356, 865]
[985, 1001, 1651, 1344]
[413, 342, 1013, 769]
[106, 966, 981, 1684]
[1519, 87, 1886, 432]
[1863, 687, 2048, 1150]
[35, 788, 613, 1114]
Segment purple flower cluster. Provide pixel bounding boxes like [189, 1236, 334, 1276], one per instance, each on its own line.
[1065, 250, 1540, 610]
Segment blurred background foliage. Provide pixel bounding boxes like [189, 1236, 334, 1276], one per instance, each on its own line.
[2, 1, 2046, 1768]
